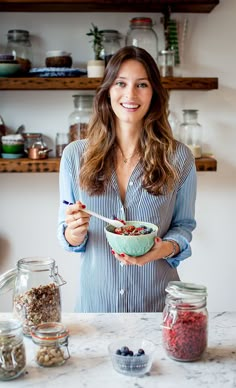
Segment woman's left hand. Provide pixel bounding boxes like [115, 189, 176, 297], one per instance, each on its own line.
[111, 237, 176, 266]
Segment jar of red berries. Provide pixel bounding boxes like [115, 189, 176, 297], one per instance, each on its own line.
[161, 281, 208, 362]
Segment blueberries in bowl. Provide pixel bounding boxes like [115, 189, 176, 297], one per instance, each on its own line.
[108, 338, 155, 376]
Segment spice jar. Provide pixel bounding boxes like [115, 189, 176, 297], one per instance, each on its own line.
[0, 319, 26, 381]
[125, 17, 158, 62]
[179, 109, 203, 158]
[6, 29, 32, 73]
[55, 132, 69, 157]
[31, 322, 70, 367]
[158, 49, 175, 77]
[0, 257, 66, 337]
[69, 94, 94, 142]
[161, 281, 208, 362]
[100, 29, 122, 66]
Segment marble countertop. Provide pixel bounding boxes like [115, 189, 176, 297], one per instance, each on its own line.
[0, 312, 235, 388]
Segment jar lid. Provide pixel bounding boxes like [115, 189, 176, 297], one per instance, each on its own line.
[7, 29, 30, 39]
[159, 49, 175, 55]
[100, 30, 122, 39]
[166, 281, 207, 298]
[0, 268, 17, 295]
[130, 17, 153, 26]
[0, 319, 22, 335]
[31, 322, 69, 343]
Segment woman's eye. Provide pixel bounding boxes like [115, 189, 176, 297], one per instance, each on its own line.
[115, 81, 125, 87]
[137, 83, 148, 88]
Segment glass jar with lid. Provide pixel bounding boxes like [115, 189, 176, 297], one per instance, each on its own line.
[0, 257, 66, 337]
[161, 281, 208, 362]
[69, 94, 94, 142]
[55, 132, 69, 157]
[6, 29, 32, 73]
[23, 133, 43, 154]
[0, 319, 26, 381]
[125, 17, 158, 62]
[31, 322, 70, 367]
[100, 29, 122, 66]
[158, 49, 175, 77]
[179, 109, 203, 158]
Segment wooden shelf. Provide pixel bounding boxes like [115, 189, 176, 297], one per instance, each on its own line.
[0, 156, 217, 173]
[0, 0, 220, 13]
[0, 76, 218, 91]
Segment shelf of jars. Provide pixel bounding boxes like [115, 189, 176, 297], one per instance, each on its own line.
[0, 0, 220, 13]
[0, 155, 217, 173]
[0, 76, 218, 91]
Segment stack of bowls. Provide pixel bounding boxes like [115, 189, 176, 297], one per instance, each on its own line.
[1, 134, 25, 159]
[0, 54, 21, 77]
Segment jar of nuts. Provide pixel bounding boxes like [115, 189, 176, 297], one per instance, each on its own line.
[31, 322, 70, 367]
[11, 257, 66, 337]
[0, 319, 26, 381]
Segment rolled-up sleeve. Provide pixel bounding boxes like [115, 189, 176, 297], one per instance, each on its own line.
[163, 164, 197, 268]
[57, 143, 89, 253]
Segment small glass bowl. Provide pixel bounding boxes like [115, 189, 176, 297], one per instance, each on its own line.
[108, 338, 155, 376]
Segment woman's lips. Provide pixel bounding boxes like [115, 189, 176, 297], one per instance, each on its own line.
[121, 103, 140, 109]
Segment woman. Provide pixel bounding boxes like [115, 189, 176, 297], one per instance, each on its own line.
[58, 46, 197, 313]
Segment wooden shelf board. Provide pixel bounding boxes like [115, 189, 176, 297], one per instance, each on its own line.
[0, 0, 220, 13]
[0, 76, 218, 91]
[0, 156, 217, 173]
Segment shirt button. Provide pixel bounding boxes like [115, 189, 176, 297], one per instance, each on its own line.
[129, 181, 133, 186]
[120, 262, 124, 267]
[119, 289, 125, 295]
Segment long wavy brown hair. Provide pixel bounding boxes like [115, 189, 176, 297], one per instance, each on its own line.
[79, 46, 178, 196]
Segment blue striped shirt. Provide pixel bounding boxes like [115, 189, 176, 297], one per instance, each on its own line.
[58, 140, 197, 312]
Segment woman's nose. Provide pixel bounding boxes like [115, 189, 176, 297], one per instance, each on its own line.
[125, 85, 137, 99]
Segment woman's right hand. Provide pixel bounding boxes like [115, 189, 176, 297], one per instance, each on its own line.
[64, 201, 91, 246]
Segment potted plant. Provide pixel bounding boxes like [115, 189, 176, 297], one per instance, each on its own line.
[86, 23, 105, 78]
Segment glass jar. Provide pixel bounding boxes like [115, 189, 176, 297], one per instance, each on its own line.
[161, 281, 208, 362]
[100, 29, 122, 66]
[0, 319, 26, 381]
[31, 322, 70, 367]
[0, 257, 66, 337]
[125, 17, 158, 62]
[158, 49, 175, 77]
[179, 109, 203, 158]
[6, 29, 32, 73]
[23, 133, 43, 154]
[55, 132, 69, 157]
[69, 94, 94, 142]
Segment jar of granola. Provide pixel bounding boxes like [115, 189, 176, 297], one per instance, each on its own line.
[0, 319, 26, 381]
[0, 257, 66, 337]
[31, 322, 70, 367]
[161, 281, 208, 362]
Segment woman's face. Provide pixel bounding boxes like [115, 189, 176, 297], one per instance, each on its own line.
[109, 59, 153, 129]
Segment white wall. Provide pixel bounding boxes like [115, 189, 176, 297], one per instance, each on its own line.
[0, 0, 236, 312]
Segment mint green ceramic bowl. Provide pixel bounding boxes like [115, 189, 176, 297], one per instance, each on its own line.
[105, 221, 158, 257]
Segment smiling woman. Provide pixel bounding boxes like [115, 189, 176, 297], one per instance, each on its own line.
[57, 46, 197, 313]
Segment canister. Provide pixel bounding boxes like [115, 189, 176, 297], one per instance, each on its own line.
[31, 322, 70, 367]
[161, 281, 208, 361]
[0, 257, 66, 337]
[0, 320, 26, 380]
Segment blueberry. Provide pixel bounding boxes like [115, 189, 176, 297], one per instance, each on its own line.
[116, 349, 121, 355]
[120, 346, 129, 355]
[138, 348, 145, 355]
[128, 350, 134, 356]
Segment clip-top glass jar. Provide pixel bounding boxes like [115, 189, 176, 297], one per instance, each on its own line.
[161, 281, 208, 362]
[6, 29, 32, 73]
[0, 257, 66, 337]
[125, 17, 158, 62]
[179, 109, 203, 158]
[69, 94, 94, 142]
[31, 322, 70, 367]
[100, 29, 122, 66]
[0, 320, 26, 381]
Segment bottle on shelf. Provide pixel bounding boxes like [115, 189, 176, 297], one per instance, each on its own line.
[179, 109, 203, 158]
[125, 17, 158, 62]
[100, 29, 122, 66]
[6, 29, 33, 73]
[68, 94, 94, 142]
[55, 132, 69, 157]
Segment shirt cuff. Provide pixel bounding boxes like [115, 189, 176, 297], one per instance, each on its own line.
[162, 234, 192, 268]
[58, 223, 88, 253]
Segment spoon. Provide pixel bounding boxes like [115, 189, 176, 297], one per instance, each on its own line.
[63, 200, 125, 228]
